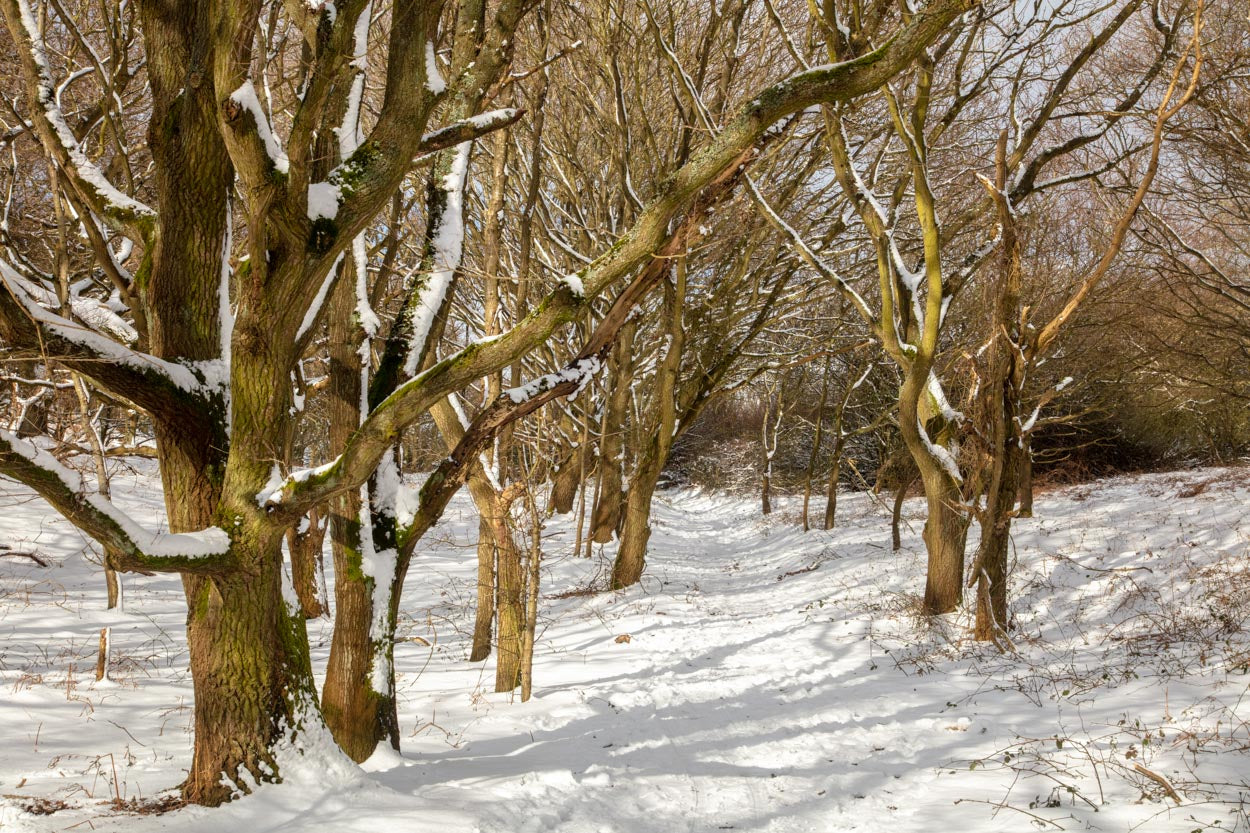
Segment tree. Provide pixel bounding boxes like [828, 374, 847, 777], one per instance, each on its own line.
[0, 0, 972, 804]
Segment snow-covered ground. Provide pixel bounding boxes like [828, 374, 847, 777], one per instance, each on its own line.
[1, 462, 1249, 832]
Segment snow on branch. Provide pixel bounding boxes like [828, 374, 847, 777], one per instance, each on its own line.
[0, 258, 206, 394]
[228, 80, 291, 175]
[263, 0, 976, 520]
[0, 430, 232, 572]
[745, 176, 877, 334]
[415, 109, 523, 160]
[504, 356, 602, 404]
[5, 0, 155, 230]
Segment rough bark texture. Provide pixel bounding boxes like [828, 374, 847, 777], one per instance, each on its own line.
[181, 545, 317, 805]
[590, 320, 635, 542]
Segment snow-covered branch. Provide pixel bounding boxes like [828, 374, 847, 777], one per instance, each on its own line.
[0, 0, 155, 239]
[0, 430, 232, 573]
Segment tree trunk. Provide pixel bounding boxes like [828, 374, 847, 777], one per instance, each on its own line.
[824, 442, 845, 531]
[321, 270, 398, 762]
[918, 468, 968, 614]
[493, 502, 523, 692]
[321, 489, 400, 762]
[466, 474, 500, 663]
[590, 319, 635, 542]
[898, 374, 968, 615]
[1017, 441, 1034, 518]
[181, 544, 320, 804]
[286, 508, 327, 619]
[105, 559, 121, 609]
[612, 452, 662, 590]
[890, 471, 914, 552]
[549, 442, 591, 515]
[803, 361, 832, 532]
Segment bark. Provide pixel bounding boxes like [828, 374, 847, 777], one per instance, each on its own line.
[467, 474, 500, 663]
[322, 266, 396, 761]
[802, 360, 832, 532]
[891, 471, 916, 552]
[181, 539, 319, 805]
[971, 132, 1023, 642]
[549, 441, 592, 515]
[286, 509, 328, 619]
[590, 319, 636, 542]
[1018, 442, 1034, 517]
[492, 486, 525, 692]
[824, 455, 842, 531]
[918, 469, 968, 613]
[899, 374, 968, 615]
[612, 456, 661, 590]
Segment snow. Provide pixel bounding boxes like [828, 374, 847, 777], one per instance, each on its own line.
[228, 81, 290, 175]
[504, 356, 601, 404]
[0, 260, 204, 393]
[0, 434, 230, 559]
[402, 142, 471, 377]
[425, 41, 446, 95]
[306, 180, 341, 221]
[15, 0, 153, 220]
[257, 458, 340, 506]
[295, 253, 343, 342]
[2, 462, 1250, 831]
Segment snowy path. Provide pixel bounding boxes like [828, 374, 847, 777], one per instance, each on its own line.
[2, 465, 1249, 831]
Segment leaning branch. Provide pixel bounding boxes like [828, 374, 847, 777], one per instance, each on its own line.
[0, 431, 233, 575]
[265, 0, 977, 517]
[0, 0, 155, 240]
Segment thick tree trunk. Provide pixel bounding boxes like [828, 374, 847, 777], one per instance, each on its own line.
[181, 545, 319, 804]
[322, 488, 400, 762]
[321, 272, 398, 761]
[549, 443, 591, 515]
[612, 458, 661, 590]
[918, 469, 968, 614]
[898, 373, 968, 615]
[973, 514, 1011, 642]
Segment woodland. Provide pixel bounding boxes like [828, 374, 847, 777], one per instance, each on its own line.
[0, 0, 1246, 829]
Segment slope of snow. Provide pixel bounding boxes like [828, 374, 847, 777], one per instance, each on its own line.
[1, 463, 1248, 831]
